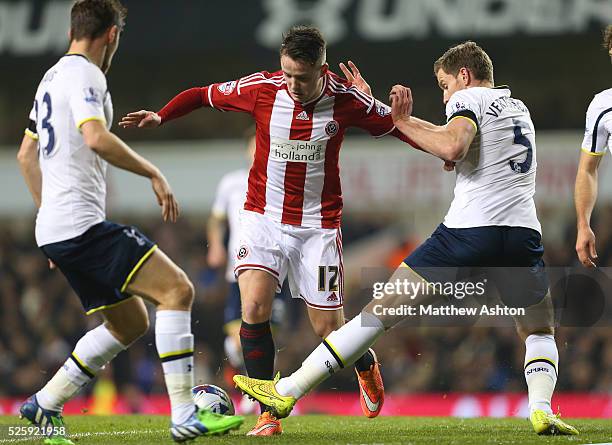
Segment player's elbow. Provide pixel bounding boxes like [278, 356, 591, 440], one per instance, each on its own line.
[443, 142, 468, 162]
[16, 148, 28, 166]
[82, 127, 106, 153]
[17, 141, 36, 166]
[83, 131, 101, 151]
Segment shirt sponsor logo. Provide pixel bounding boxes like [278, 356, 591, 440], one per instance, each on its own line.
[270, 137, 325, 163]
[217, 81, 237, 95]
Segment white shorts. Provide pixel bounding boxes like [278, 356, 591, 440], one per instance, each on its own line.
[234, 210, 344, 310]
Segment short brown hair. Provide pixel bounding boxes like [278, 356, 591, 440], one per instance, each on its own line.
[71, 0, 127, 41]
[280, 26, 326, 66]
[603, 25, 612, 50]
[433, 41, 494, 84]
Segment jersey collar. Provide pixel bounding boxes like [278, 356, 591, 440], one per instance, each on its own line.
[64, 52, 92, 64]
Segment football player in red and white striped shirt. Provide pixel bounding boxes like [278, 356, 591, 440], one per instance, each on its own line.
[120, 26, 418, 435]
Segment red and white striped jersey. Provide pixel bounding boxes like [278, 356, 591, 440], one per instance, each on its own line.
[202, 70, 414, 228]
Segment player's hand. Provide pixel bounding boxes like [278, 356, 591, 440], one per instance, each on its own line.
[443, 161, 456, 171]
[389, 85, 413, 123]
[48, 259, 56, 270]
[576, 225, 598, 267]
[207, 244, 227, 268]
[151, 173, 179, 222]
[339, 61, 372, 96]
[119, 110, 161, 129]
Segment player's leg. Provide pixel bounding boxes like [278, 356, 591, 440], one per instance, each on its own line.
[231, 210, 287, 434]
[123, 248, 196, 425]
[20, 265, 131, 445]
[275, 264, 422, 398]
[515, 293, 576, 434]
[514, 293, 557, 415]
[233, 225, 459, 417]
[238, 269, 277, 390]
[237, 269, 281, 434]
[224, 318, 259, 415]
[126, 246, 243, 438]
[306, 305, 344, 338]
[500, 227, 577, 435]
[26, 222, 242, 442]
[297, 225, 383, 416]
[233, 264, 425, 418]
[306, 303, 382, 417]
[102, 295, 150, 345]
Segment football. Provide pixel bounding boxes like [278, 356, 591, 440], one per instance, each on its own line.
[192, 384, 235, 415]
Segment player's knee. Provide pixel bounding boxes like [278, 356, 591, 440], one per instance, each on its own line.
[241, 299, 272, 323]
[168, 272, 195, 309]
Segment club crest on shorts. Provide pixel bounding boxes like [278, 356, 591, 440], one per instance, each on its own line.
[325, 120, 339, 137]
[237, 245, 249, 260]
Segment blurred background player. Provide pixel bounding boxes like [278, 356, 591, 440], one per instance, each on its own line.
[206, 126, 287, 413]
[575, 25, 612, 268]
[234, 41, 579, 437]
[119, 25, 421, 435]
[16, 1, 243, 442]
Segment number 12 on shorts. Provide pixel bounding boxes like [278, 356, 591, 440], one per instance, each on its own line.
[318, 265, 339, 292]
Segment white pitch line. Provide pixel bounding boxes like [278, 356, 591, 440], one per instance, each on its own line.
[0, 428, 167, 443]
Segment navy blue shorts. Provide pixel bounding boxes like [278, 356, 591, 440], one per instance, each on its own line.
[41, 221, 157, 315]
[404, 224, 549, 307]
[224, 281, 288, 327]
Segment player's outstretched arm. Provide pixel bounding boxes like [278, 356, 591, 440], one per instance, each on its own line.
[17, 134, 42, 208]
[119, 87, 209, 129]
[575, 151, 602, 267]
[389, 85, 476, 161]
[81, 120, 179, 222]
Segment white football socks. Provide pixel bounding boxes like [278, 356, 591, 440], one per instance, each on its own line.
[276, 312, 384, 399]
[36, 324, 126, 411]
[524, 333, 558, 414]
[156, 310, 195, 424]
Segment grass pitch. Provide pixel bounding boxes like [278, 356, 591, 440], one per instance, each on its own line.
[0, 415, 610, 444]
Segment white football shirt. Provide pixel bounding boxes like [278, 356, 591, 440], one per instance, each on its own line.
[581, 88, 612, 156]
[26, 54, 112, 246]
[443, 86, 541, 233]
[211, 168, 249, 282]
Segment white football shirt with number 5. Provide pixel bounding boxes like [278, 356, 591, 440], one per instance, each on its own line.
[443, 86, 541, 233]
